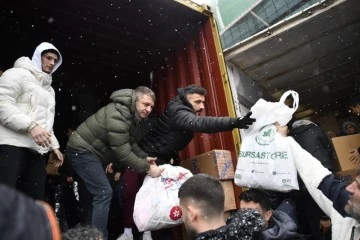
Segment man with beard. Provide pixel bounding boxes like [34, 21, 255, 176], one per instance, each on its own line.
[138, 84, 256, 165]
[275, 123, 360, 239]
[114, 84, 256, 240]
[178, 174, 265, 240]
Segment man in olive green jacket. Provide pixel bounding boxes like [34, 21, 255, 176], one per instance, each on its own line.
[66, 86, 163, 239]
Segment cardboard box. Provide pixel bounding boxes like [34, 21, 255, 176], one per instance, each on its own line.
[331, 134, 360, 171]
[180, 149, 235, 179]
[335, 168, 358, 185]
[220, 180, 237, 211]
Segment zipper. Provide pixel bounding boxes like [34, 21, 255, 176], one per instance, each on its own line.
[350, 226, 355, 240]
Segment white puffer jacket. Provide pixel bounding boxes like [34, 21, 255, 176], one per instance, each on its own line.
[287, 137, 360, 240]
[0, 42, 62, 154]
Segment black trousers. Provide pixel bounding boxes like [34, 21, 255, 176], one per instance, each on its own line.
[0, 145, 47, 200]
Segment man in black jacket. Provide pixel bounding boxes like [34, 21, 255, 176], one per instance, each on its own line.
[115, 84, 255, 240]
[138, 84, 255, 164]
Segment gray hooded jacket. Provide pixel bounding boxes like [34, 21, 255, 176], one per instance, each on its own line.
[67, 89, 150, 172]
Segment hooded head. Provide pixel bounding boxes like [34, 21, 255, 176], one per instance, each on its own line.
[31, 42, 62, 74]
[342, 121, 358, 135]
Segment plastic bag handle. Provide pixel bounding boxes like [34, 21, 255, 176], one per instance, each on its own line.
[279, 90, 299, 113]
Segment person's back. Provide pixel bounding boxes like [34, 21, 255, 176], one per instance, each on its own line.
[291, 120, 336, 172]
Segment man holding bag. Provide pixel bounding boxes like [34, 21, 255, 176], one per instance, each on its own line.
[275, 123, 360, 239]
[66, 86, 163, 240]
[138, 84, 256, 164]
[115, 84, 256, 240]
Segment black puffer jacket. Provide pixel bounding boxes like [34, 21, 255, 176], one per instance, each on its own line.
[138, 87, 238, 162]
[195, 209, 265, 240]
[290, 123, 337, 172]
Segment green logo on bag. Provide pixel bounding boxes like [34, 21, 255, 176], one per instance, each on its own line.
[256, 124, 276, 145]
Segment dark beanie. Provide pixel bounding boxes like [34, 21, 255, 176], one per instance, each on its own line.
[0, 184, 61, 240]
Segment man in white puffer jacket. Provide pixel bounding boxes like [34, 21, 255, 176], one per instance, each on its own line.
[0, 42, 64, 200]
[275, 123, 360, 240]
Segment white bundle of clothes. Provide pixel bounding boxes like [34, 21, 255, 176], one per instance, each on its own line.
[133, 164, 193, 232]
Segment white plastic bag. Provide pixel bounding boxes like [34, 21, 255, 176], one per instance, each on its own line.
[133, 164, 193, 232]
[234, 90, 299, 192]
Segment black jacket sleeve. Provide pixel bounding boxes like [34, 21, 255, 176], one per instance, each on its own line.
[318, 174, 350, 217]
[171, 109, 237, 133]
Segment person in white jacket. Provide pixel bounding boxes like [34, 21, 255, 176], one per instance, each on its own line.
[275, 123, 359, 240]
[0, 42, 64, 200]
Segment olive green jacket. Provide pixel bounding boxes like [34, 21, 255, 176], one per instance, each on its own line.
[67, 89, 149, 172]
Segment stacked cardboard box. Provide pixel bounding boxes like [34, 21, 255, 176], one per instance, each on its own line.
[181, 149, 237, 211]
[180, 149, 234, 179]
[331, 133, 360, 171]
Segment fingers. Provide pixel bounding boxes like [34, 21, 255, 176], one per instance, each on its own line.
[146, 157, 157, 162]
[114, 172, 121, 181]
[245, 112, 252, 118]
[105, 163, 113, 173]
[66, 176, 73, 183]
[54, 160, 63, 167]
[31, 126, 52, 147]
[245, 112, 256, 122]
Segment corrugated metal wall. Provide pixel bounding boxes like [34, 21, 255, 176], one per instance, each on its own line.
[152, 18, 236, 160]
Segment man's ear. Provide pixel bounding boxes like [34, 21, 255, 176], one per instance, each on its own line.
[187, 205, 198, 222]
[264, 210, 272, 222]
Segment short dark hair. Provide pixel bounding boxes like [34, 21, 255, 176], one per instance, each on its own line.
[62, 225, 103, 240]
[134, 86, 156, 102]
[183, 84, 207, 96]
[349, 95, 360, 107]
[239, 189, 272, 211]
[178, 174, 224, 217]
[41, 49, 60, 59]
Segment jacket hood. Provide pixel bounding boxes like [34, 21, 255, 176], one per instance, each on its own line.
[291, 123, 314, 135]
[110, 89, 134, 105]
[264, 210, 300, 239]
[291, 120, 317, 135]
[13, 57, 53, 88]
[342, 121, 357, 133]
[196, 208, 265, 240]
[292, 120, 315, 129]
[110, 89, 140, 121]
[177, 87, 195, 111]
[14, 57, 37, 72]
[31, 42, 62, 74]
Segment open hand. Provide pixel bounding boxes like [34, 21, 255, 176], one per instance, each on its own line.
[30, 125, 52, 147]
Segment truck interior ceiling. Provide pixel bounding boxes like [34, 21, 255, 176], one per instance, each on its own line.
[224, 0, 360, 124]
